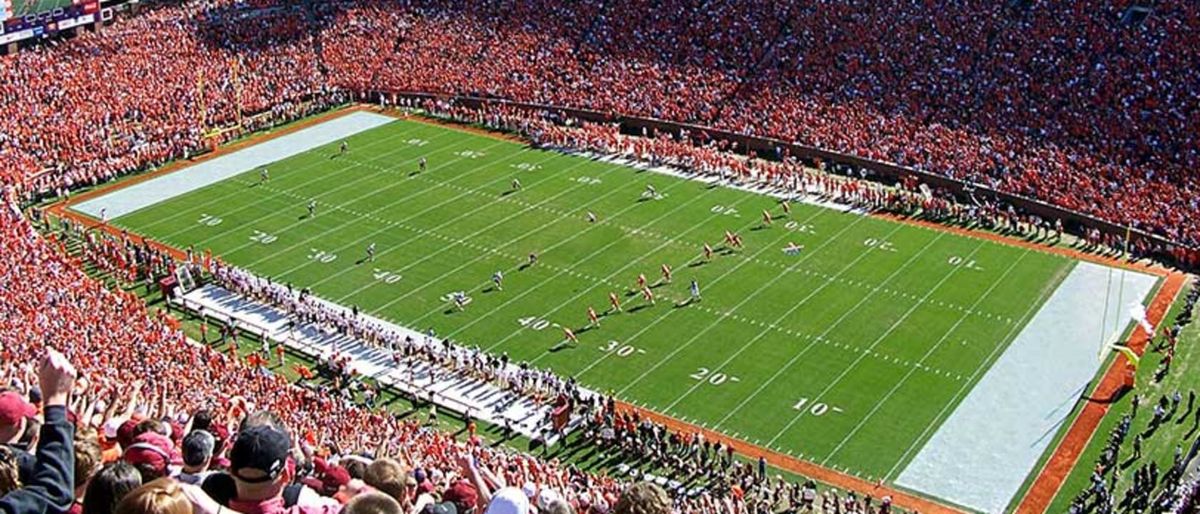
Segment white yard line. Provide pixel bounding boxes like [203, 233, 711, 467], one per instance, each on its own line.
[130, 125, 452, 233]
[763, 237, 979, 447]
[881, 259, 1063, 481]
[227, 140, 515, 268]
[660, 222, 925, 413]
[327, 158, 619, 307]
[710, 228, 947, 430]
[413, 171, 730, 336]
[263, 149, 571, 284]
[820, 250, 1029, 466]
[603, 211, 872, 393]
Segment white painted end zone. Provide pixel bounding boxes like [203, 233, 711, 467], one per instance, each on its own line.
[73, 111, 395, 220]
[894, 262, 1157, 513]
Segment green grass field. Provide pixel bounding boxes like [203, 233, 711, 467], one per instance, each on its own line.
[6, 0, 75, 18]
[100, 117, 1079, 486]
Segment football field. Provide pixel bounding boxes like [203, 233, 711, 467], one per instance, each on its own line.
[81, 113, 1160, 509]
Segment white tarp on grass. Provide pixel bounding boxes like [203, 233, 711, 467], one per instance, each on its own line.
[73, 111, 394, 220]
[895, 261, 1158, 513]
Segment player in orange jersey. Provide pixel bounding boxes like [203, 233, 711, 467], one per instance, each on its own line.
[609, 292, 622, 313]
[588, 306, 600, 327]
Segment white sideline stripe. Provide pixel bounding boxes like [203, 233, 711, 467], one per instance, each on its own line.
[178, 284, 578, 443]
[821, 250, 1030, 464]
[75, 111, 394, 219]
[893, 262, 1157, 513]
[604, 210, 865, 393]
[120, 123, 460, 235]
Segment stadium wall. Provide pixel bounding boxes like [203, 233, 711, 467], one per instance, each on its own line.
[368, 90, 1199, 271]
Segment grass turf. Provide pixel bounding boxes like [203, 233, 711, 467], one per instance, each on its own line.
[98, 116, 1079, 488]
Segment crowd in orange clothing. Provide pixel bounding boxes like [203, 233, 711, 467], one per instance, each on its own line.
[0, 0, 1196, 248]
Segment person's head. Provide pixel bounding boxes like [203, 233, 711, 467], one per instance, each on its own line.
[181, 431, 215, 472]
[540, 500, 573, 514]
[363, 458, 411, 504]
[0, 391, 35, 444]
[484, 487, 529, 514]
[114, 478, 191, 514]
[0, 446, 22, 496]
[613, 482, 670, 514]
[343, 458, 368, 480]
[75, 431, 104, 495]
[229, 425, 292, 501]
[344, 492, 403, 514]
[123, 432, 177, 481]
[442, 480, 477, 514]
[83, 462, 144, 514]
[200, 472, 237, 507]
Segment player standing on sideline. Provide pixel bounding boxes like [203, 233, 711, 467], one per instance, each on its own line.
[641, 286, 656, 305]
[761, 209, 773, 227]
[340, 140, 349, 155]
[609, 292, 622, 313]
[419, 157, 427, 173]
[512, 178, 522, 192]
[366, 242, 376, 262]
[492, 270, 504, 291]
[660, 264, 672, 284]
[587, 211, 597, 223]
[690, 279, 701, 302]
[259, 168, 270, 184]
[703, 242, 714, 262]
[307, 199, 317, 218]
[99, 208, 108, 225]
[588, 306, 600, 327]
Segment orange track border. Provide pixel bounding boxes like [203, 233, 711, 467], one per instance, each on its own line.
[1013, 271, 1188, 513]
[39, 104, 1192, 514]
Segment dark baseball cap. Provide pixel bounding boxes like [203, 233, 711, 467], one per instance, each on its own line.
[229, 426, 290, 483]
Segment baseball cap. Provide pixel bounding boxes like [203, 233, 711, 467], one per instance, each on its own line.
[0, 391, 36, 427]
[485, 487, 530, 514]
[123, 432, 178, 476]
[229, 426, 290, 483]
[442, 480, 478, 510]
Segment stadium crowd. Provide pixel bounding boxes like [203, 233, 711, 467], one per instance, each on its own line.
[1, 1, 1200, 513]
[0, 0, 1194, 255]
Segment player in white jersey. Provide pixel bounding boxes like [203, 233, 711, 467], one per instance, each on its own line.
[259, 168, 270, 184]
[492, 270, 504, 291]
[366, 242, 376, 262]
[512, 178, 522, 192]
[642, 184, 657, 200]
[340, 140, 349, 155]
[690, 279, 701, 301]
[419, 157, 427, 172]
[307, 199, 317, 218]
